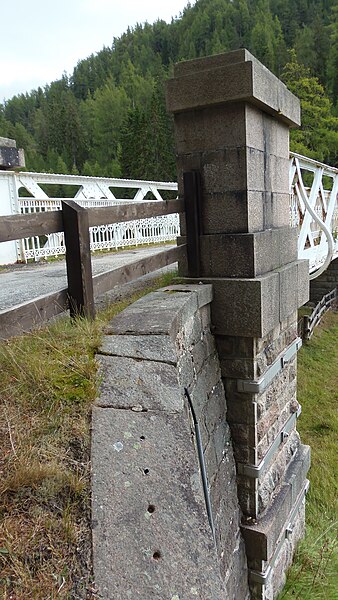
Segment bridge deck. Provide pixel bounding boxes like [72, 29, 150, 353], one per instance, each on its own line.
[0, 245, 176, 312]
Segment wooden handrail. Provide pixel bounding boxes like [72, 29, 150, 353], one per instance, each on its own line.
[0, 289, 69, 340]
[93, 245, 185, 296]
[0, 211, 63, 242]
[88, 198, 184, 227]
[0, 199, 184, 243]
[0, 196, 186, 333]
[0, 245, 186, 339]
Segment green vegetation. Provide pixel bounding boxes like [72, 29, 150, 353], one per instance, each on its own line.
[0, 0, 337, 184]
[0, 271, 177, 600]
[279, 309, 338, 600]
[281, 49, 338, 163]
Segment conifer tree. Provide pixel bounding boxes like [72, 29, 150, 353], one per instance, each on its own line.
[1, 0, 337, 177]
[282, 50, 338, 165]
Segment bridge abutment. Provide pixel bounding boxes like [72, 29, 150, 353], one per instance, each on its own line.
[167, 49, 310, 599]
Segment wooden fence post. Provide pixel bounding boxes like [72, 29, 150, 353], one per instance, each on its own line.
[62, 200, 95, 319]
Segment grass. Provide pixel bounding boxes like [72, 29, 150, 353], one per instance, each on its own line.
[278, 309, 338, 600]
[0, 270, 177, 600]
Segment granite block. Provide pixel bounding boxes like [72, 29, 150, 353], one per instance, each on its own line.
[106, 290, 198, 338]
[279, 262, 298, 321]
[173, 104, 247, 154]
[92, 408, 226, 599]
[99, 334, 177, 364]
[96, 354, 182, 412]
[297, 259, 310, 307]
[167, 51, 300, 127]
[189, 273, 280, 337]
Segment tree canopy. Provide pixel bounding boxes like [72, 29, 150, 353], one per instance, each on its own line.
[282, 50, 338, 164]
[1, 0, 337, 180]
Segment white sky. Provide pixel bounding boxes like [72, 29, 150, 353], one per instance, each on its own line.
[0, 0, 195, 102]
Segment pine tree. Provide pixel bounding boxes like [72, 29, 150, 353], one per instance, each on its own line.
[282, 50, 338, 165]
[327, 5, 338, 106]
[1, 0, 336, 177]
[120, 80, 176, 181]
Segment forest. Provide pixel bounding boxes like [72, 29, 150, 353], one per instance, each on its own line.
[0, 0, 337, 182]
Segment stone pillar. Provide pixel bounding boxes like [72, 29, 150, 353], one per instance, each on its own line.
[166, 49, 310, 600]
[0, 137, 25, 171]
[0, 138, 25, 264]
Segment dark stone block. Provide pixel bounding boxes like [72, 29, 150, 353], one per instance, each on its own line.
[167, 50, 300, 126]
[241, 444, 310, 563]
[190, 274, 280, 337]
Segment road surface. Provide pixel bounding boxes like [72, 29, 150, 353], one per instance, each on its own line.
[0, 245, 176, 312]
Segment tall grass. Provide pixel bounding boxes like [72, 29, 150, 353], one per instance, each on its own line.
[278, 310, 338, 600]
[0, 271, 176, 599]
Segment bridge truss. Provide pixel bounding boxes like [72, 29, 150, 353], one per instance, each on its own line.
[13, 172, 179, 261]
[290, 152, 338, 279]
[0, 152, 337, 278]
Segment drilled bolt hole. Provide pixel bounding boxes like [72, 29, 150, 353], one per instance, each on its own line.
[147, 504, 155, 514]
[152, 551, 161, 560]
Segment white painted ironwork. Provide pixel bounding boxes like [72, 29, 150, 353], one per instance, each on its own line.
[289, 152, 338, 278]
[11, 171, 179, 261]
[0, 154, 337, 274]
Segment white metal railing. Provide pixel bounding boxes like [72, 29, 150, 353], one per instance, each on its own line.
[289, 152, 338, 278]
[13, 171, 179, 261]
[0, 154, 337, 273]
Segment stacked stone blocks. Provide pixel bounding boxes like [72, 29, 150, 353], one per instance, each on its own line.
[309, 256, 338, 303]
[92, 285, 250, 600]
[166, 49, 310, 599]
[0, 137, 25, 170]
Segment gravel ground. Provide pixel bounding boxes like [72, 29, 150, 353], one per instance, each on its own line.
[0, 245, 176, 312]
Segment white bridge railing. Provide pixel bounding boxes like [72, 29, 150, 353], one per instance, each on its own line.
[0, 153, 337, 277]
[1, 171, 179, 262]
[289, 152, 338, 279]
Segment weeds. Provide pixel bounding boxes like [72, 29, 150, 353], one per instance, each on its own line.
[0, 271, 176, 599]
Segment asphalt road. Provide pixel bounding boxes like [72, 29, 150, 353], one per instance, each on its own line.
[0, 245, 176, 312]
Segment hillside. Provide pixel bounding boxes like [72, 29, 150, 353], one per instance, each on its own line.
[0, 0, 337, 181]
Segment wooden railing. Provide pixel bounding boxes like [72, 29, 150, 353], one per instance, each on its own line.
[0, 198, 186, 338]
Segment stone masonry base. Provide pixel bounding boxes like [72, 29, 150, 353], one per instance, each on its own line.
[91, 283, 309, 599]
[92, 285, 250, 600]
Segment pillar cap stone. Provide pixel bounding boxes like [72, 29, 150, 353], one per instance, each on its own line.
[166, 49, 300, 127]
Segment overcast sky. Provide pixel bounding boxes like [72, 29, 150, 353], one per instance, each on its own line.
[0, 0, 195, 102]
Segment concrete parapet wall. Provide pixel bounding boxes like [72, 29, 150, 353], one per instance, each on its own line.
[92, 284, 250, 600]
